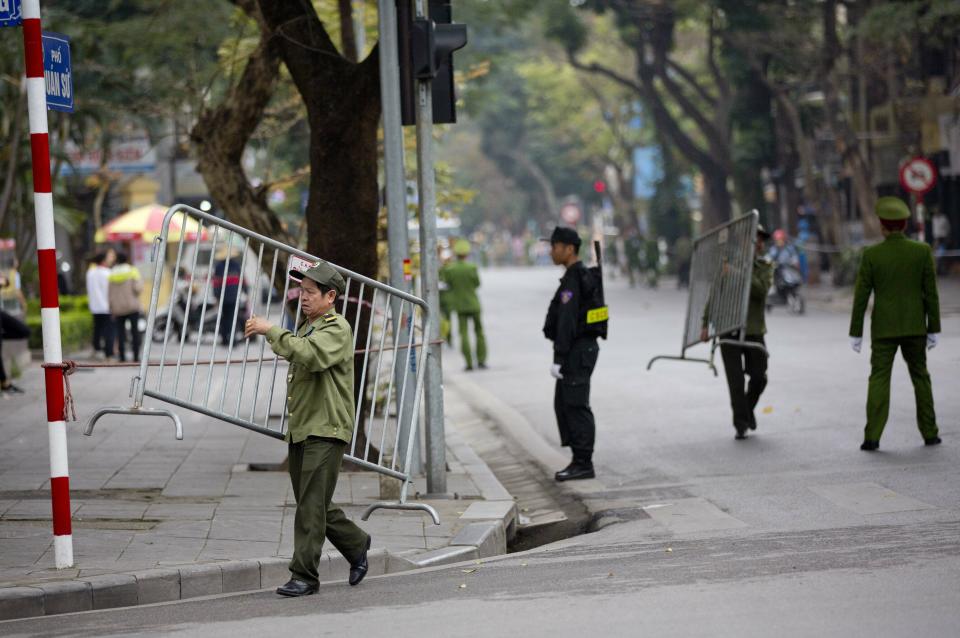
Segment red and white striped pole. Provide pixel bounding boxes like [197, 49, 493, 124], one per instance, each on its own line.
[22, 0, 73, 568]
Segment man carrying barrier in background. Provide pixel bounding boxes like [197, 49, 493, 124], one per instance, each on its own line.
[849, 196, 941, 452]
[701, 224, 774, 440]
[244, 261, 372, 597]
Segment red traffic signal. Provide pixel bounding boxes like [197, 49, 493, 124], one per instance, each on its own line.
[593, 180, 606, 194]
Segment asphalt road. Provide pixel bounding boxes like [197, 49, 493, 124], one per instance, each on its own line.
[4, 266, 958, 636]
[3, 516, 958, 637]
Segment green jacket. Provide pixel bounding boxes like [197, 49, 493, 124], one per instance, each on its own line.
[746, 258, 774, 336]
[265, 311, 355, 444]
[849, 233, 940, 340]
[702, 258, 773, 337]
[439, 260, 481, 314]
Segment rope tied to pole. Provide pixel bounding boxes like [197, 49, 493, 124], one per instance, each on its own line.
[58, 360, 78, 422]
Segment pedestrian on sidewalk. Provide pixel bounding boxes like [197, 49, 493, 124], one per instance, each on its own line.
[701, 225, 774, 440]
[440, 239, 487, 371]
[86, 249, 116, 359]
[244, 261, 371, 597]
[849, 196, 941, 452]
[0, 273, 30, 395]
[542, 227, 601, 482]
[108, 252, 143, 362]
[213, 246, 247, 346]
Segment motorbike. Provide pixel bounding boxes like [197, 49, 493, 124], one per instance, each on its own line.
[152, 277, 233, 343]
[766, 263, 805, 315]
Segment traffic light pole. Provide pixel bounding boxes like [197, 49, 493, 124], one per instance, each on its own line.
[413, 0, 447, 496]
[378, 0, 420, 474]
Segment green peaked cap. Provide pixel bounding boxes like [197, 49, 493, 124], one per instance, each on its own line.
[875, 196, 910, 221]
[290, 260, 346, 295]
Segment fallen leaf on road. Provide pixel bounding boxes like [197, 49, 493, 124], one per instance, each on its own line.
[607, 572, 614, 578]
[521, 562, 528, 567]
[762, 406, 773, 414]
[461, 568, 477, 573]
[665, 547, 673, 553]
[458, 584, 467, 589]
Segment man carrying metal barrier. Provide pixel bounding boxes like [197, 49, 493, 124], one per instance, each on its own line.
[244, 261, 371, 597]
[700, 224, 774, 440]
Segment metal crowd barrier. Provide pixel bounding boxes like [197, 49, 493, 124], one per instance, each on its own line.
[648, 210, 766, 375]
[84, 204, 439, 524]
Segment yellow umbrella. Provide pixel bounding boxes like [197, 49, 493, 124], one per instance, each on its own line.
[94, 204, 208, 243]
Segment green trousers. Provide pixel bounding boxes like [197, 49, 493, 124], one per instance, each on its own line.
[865, 336, 938, 442]
[457, 311, 486, 369]
[288, 437, 369, 586]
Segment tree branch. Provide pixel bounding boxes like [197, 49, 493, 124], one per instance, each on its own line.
[665, 58, 717, 107]
[567, 52, 644, 94]
[338, 0, 358, 62]
[656, 60, 730, 164]
[707, 10, 731, 100]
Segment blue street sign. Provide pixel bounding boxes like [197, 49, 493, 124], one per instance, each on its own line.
[0, 0, 23, 28]
[42, 31, 73, 112]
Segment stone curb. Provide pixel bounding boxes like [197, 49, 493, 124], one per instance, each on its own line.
[0, 409, 519, 621]
[0, 530, 512, 622]
[446, 374, 614, 518]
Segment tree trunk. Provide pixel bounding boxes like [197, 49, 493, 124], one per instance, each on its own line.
[821, 0, 881, 240]
[701, 168, 732, 231]
[508, 148, 559, 222]
[191, 29, 294, 251]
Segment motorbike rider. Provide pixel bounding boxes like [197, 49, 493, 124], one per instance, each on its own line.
[767, 229, 800, 269]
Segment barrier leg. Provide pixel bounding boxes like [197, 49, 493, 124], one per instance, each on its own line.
[647, 354, 718, 377]
[84, 407, 184, 440]
[361, 501, 441, 525]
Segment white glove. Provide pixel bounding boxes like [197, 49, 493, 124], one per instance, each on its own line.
[550, 364, 564, 380]
[927, 333, 939, 351]
[850, 337, 862, 353]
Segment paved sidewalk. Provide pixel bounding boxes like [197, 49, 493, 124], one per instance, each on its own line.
[0, 356, 517, 620]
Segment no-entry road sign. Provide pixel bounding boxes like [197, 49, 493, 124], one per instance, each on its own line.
[899, 157, 936, 197]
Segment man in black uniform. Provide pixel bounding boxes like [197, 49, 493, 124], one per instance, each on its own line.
[542, 227, 600, 481]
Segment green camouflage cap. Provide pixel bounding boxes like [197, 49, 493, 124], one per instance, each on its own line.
[290, 260, 346, 295]
[875, 196, 910, 221]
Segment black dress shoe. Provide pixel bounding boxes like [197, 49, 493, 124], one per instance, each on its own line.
[860, 440, 879, 451]
[747, 412, 757, 431]
[276, 579, 317, 597]
[555, 463, 595, 482]
[924, 436, 942, 446]
[349, 535, 372, 586]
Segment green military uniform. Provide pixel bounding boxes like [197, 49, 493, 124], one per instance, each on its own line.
[264, 262, 368, 588]
[702, 232, 774, 437]
[440, 240, 487, 369]
[849, 197, 940, 445]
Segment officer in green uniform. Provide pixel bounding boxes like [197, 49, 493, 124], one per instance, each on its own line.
[849, 196, 941, 451]
[244, 261, 371, 597]
[440, 239, 487, 371]
[701, 226, 774, 439]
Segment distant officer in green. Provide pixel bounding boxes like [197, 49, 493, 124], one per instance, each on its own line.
[701, 225, 774, 440]
[849, 196, 941, 451]
[244, 261, 371, 597]
[440, 239, 487, 371]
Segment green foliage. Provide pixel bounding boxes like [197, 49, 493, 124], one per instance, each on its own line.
[25, 296, 93, 352]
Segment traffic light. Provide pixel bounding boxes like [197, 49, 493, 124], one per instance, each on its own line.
[398, 0, 468, 126]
